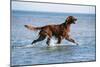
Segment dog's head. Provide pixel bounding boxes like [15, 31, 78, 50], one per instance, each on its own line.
[66, 16, 77, 24]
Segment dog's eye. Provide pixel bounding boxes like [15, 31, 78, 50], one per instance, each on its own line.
[74, 19, 77, 21]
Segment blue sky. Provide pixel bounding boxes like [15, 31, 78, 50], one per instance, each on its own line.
[12, 1, 95, 14]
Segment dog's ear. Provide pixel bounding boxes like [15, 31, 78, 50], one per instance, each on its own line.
[67, 16, 73, 22]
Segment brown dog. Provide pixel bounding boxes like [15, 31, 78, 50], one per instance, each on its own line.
[24, 16, 78, 47]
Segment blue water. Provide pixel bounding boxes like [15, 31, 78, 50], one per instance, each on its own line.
[11, 11, 96, 66]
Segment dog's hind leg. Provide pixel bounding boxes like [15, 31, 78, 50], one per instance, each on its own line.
[46, 37, 51, 47]
[31, 30, 47, 44]
[31, 35, 46, 44]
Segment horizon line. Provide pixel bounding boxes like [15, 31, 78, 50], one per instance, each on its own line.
[12, 10, 95, 15]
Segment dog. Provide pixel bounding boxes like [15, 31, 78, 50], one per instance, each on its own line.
[24, 16, 78, 47]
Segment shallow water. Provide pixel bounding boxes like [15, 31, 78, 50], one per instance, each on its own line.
[11, 11, 96, 66]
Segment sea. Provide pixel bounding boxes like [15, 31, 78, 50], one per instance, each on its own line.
[11, 11, 96, 66]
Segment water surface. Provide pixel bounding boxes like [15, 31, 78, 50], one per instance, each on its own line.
[11, 11, 96, 66]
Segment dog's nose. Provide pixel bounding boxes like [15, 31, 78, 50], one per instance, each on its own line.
[74, 18, 77, 21]
[24, 25, 28, 27]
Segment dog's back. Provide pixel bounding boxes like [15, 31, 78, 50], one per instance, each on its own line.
[25, 23, 68, 38]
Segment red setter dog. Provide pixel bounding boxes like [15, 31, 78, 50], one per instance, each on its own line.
[24, 16, 78, 47]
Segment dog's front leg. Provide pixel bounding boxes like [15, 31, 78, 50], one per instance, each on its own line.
[65, 36, 78, 45]
[56, 36, 62, 44]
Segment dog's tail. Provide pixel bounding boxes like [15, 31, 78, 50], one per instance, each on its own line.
[24, 24, 42, 31]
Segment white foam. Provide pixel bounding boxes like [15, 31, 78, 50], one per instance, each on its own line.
[24, 44, 34, 48]
[16, 44, 35, 48]
[49, 39, 57, 47]
[49, 39, 65, 47]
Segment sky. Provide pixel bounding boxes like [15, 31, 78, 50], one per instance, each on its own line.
[12, 1, 95, 14]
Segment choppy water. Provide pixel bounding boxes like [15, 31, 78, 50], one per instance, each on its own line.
[11, 11, 96, 66]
